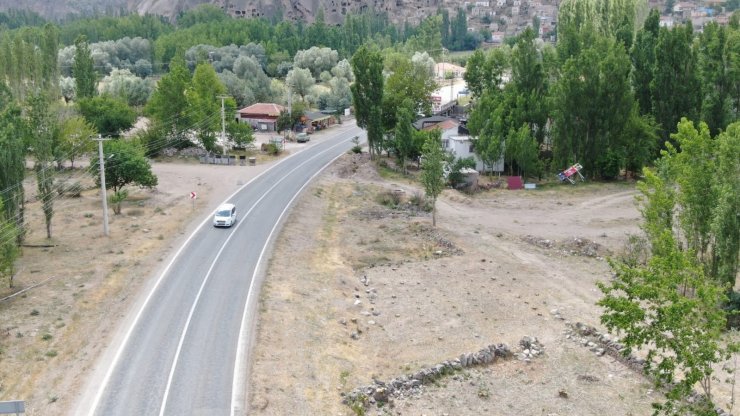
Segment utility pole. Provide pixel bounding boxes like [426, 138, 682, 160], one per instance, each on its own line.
[93, 135, 111, 237]
[217, 95, 229, 143]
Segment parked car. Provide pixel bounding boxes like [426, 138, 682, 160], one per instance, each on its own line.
[296, 132, 309, 143]
[213, 203, 237, 227]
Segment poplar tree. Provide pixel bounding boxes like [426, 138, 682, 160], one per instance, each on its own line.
[350, 45, 384, 158]
[73, 35, 96, 99]
[420, 132, 445, 227]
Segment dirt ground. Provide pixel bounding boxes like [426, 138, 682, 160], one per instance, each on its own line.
[0, 135, 735, 415]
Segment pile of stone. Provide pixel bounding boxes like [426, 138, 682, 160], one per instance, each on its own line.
[517, 335, 545, 361]
[342, 343, 513, 409]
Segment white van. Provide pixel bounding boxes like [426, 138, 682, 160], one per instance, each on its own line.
[213, 203, 237, 227]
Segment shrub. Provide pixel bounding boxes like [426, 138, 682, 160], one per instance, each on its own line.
[264, 143, 281, 155]
[376, 190, 404, 208]
[410, 192, 433, 212]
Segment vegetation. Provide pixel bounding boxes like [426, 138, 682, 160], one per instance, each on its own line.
[599, 120, 740, 413]
[351, 45, 384, 158]
[420, 131, 445, 227]
[92, 140, 158, 215]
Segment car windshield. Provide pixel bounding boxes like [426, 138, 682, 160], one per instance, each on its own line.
[216, 209, 232, 217]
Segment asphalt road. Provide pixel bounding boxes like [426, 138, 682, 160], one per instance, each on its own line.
[82, 123, 363, 416]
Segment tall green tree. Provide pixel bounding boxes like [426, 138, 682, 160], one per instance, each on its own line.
[393, 100, 415, 173]
[0, 198, 20, 288]
[382, 55, 437, 132]
[698, 22, 732, 137]
[420, 131, 445, 227]
[598, 142, 739, 413]
[630, 8, 660, 115]
[187, 62, 232, 151]
[73, 35, 96, 99]
[145, 55, 192, 146]
[651, 24, 701, 143]
[0, 84, 25, 244]
[552, 34, 636, 177]
[351, 45, 384, 158]
[663, 119, 740, 288]
[26, 93, 57, 239]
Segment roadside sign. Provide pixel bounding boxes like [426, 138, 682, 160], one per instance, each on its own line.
[190, 191, 197, 199]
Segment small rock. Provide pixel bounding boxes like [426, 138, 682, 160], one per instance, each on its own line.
[558, 389, 568, 399]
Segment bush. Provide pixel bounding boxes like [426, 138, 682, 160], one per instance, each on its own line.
[410, 192, 433, 212]
[447, 157, 476, 188]
[57, 181, 83, 197]
[376, 190, 404, 208]
[264, 143, 281, 155]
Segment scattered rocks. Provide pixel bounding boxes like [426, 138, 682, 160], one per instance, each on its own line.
[518, 336, 545, 360]
[521, 235, 609, 258]
[342, 341, 514, 412]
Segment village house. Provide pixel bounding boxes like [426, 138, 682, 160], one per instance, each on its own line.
[237, 103, 285, 132]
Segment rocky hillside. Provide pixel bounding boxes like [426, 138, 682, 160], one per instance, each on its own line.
[0, 0, 437, 25]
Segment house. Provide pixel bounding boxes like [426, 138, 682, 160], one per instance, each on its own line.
[237, 103, 285, 131]
[443, 135, 504, 173]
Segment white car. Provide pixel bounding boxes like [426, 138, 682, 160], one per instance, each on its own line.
[213, 203, 237, 227]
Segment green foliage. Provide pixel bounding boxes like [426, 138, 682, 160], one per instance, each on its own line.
[420, 131, 445, 227]
[651, 24, 701, 144]
[662, 119, 740, 288]
[78, 95, 137, 137]
[264, 142, 281, 155]
[108, 189, 129, 215]
[26, 92, 57, 239]
[187, 62, 231, 143]
[599, 121, 740, 411]
[599, 229, 731, 414]
[351, 45, 384, 158]
[145, 55, 192, 144]
[447, 157, 476, 188]
[226, 121, 254, 148]
[92, 139, 158, 201]
[57, 116, 97, 168]
[382, 54, 437, 131]
[0, 198, 20, 288]
[393, 100, 415, 173]
[100, 69, 153, 107]
[631, 8, 660, 116]
[0, 25, 60, 101]
[698, 22, 732, 137]
[0, 85, 25, 243]
[552, 34, 635, 178]
[73, 35, 97, 99]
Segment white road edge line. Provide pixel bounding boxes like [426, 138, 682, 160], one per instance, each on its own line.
[158, 131, 356, 415]
[230, 132, 363, 416]
[83, 124, 355, 416]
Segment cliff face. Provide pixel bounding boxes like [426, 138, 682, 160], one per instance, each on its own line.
[0, 0, 438, 24]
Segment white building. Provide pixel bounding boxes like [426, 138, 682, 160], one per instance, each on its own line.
[443, 135, 504, 173]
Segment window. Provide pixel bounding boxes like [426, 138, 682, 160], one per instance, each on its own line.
[442, 139, 449, 149]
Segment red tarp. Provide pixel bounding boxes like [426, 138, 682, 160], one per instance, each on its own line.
[507, 176, 523, 190]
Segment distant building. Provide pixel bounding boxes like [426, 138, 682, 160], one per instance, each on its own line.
[237, 103, 285, 131]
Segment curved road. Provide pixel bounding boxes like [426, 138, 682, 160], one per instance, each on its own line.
[80, 123, 363, 416]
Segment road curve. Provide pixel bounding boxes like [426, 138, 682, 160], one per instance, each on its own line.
[80, 123, 363, 416]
